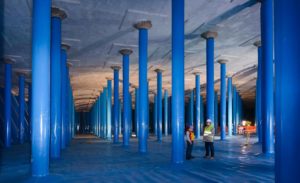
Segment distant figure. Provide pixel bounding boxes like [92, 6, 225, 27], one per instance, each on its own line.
[203, 119, 215, 159]
[185, 125, 195, 160]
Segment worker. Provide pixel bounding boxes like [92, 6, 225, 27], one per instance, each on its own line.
[185, 125, 195, 160]
[203, 119, 215, 159]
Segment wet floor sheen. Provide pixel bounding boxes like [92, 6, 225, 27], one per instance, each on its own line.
[0, 135, 274, 183]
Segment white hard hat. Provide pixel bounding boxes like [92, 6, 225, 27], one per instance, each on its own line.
[206, 119, 212, 123]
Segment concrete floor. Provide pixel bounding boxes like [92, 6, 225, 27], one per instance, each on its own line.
[0, 135, 274, 183]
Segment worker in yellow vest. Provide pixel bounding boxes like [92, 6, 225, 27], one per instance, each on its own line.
[203, 119, 215, 159]
[185, 125, 195, 160]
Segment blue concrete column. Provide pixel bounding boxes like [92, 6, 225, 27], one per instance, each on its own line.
[155, 69, 163, 142]
[119, 98, 122, 136]
[50, 8, 66, 158]
[164, 89, 168, 136]
[154, 94, 157, 135]
[201, 31, 218, 122]
[134, 20, 152, 153]
[18, 74, 25, 144]
[214, 91, 218, 134]
[4, 60, 13, 148]
[227, 76, 233, 137]
[189, 89, 194, 126]
[106, 79, 112, 140]
[120, 49, 132, 146]
[232, 86, 237, 135]
[200, 95, 204, 133]
[129, 92, 133, 136]
[172, 0, 184, 163]
[103, 88, 107, 138]
[61, 44, 70, 149]
[134, 87, 139, 137]
[274, 1, 300, 181]
[112, 66, 121, 143]
[218, 60, 228, 140]
[31, 0, 51, 176]
[254, 41, 262, 143]
[260, 0, 274, 154]
[194, 73, 201, 139]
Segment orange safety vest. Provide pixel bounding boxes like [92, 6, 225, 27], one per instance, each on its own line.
[189, 130, 195, 141]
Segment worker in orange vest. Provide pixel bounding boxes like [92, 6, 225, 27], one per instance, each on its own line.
[185, 125, 195, 160]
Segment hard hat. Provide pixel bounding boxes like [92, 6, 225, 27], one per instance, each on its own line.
[206, 119, 212, 123]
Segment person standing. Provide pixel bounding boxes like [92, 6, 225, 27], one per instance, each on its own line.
[185, 125, 195, 160]
[203, 119, 215, 159]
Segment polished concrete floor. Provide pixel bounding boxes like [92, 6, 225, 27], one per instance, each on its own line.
[0, 134, 274, 183]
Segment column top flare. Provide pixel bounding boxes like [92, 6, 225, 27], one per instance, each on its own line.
[253, 40, 261, 47]
[51, 7, 67, 20]
[15, 70, 31, 77]
[217, 59, 229, 64]
[2, 57, 16, 64]
[111, 65, 121, 70]
[119, 48, 133, 55]
[67, 62, 73, 68]
[154, 68, 164, 73]
[61, 43, 71, 51]
[134, 20, 152, 30]
[201, 31, 218, 39]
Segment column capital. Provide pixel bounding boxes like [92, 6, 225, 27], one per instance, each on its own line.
[2, 57, 16, 64]
[131, 84, 138, 89]
[134, 20, 152, 30]
[67, 62, 73, 68]
[61, 43, 71, 51]
[227, 71, 234, 77]
[201, 31, 218, 39]
[119, 48, 133, 55]
[106, 77, 113, 80]
[111, 65, 121, 70]
[51, 7, 67, 20]
[154, 68, 164, 73]
[15, 70, 31, 77]
[253, 40, 261, 47]
[217, 59, 228, 64]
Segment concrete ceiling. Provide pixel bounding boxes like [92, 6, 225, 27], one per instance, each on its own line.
[0, 0, 260, 111]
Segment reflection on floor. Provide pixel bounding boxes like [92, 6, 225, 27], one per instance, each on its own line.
[0, 135, 274, 183]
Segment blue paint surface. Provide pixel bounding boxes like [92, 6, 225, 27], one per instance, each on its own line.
[0, 135, 274, 182]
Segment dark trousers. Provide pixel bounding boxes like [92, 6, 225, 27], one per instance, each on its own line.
[205, 142, 214, 157]
[186, 141, 193, 159]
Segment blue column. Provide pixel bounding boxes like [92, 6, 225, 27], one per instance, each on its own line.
[254, 41, 262, 143]
[232, 86, 237, 135]
[189, 89, 194, 126]
[4, 61, 12, 147]
[31, 0, 51, 176]
[194, 73, 201, 139]
[172, 0, 184, 163]
[227, 77, 233, 137]
[129, 92, 132, 136]
[103, 88, 107, 138]
[218, 60, 227, 140]
[155, 69, 163, 142]
[260, 0, 274, 154]
[18, 74, 25, 144]
[119, 98, 122, 136]
[214, 91, 218, 134]
[134, 87, 139, 137]
[28, 82, 32, 139]
[164, 89, 168, 136]
[134, 20, 152, 153]
[201, 31, 217, 122]
[200, 95, 204, 134]
[274, 1, 300, 181]
[112, 66, 120, 143]
[50, 8, 65, 158]
[120, 49, 132, 146]
[154, 94, 157, 135]
[107, 79, 112, 140]
[61, 44, 70, 149]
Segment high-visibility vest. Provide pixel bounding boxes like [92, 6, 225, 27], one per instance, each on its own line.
[204, 125, 213, 136]
[189, 131, 195, 141]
